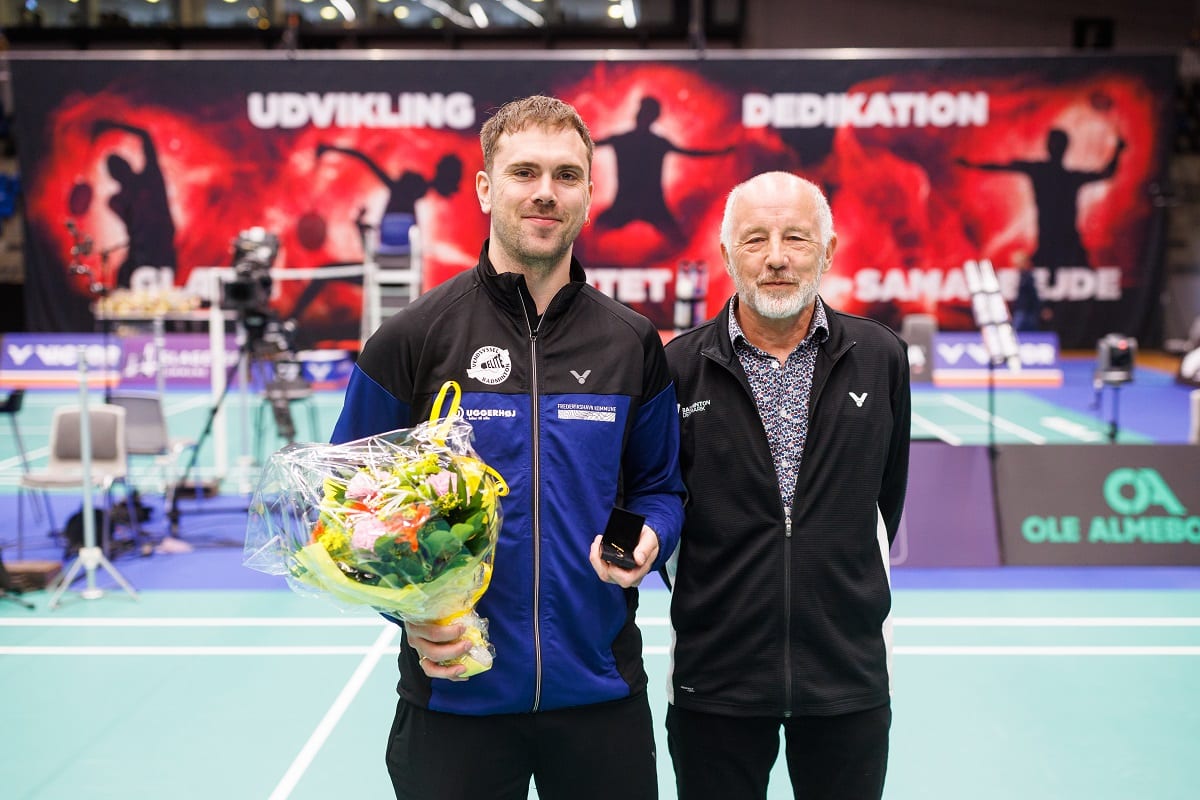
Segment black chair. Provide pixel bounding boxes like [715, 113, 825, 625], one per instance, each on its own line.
[1, 389, 55, 533]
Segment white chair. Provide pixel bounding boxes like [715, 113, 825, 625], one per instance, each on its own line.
[107, 391, 197, 517]
[16, 404, 144, 559]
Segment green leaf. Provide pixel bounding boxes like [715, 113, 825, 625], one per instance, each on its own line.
[450, 522, 476, 543]
[421, 526, 464, 564]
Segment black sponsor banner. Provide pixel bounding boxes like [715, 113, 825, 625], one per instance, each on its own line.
[996, 444, 1200, 566]
[894, 443, 1002, 568]
[9, 51, 1173, 348]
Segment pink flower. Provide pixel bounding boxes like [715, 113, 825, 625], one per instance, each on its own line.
[427, 470, 458, 497]
[350, 514, 386, 551]
[345, 471, 380, 501]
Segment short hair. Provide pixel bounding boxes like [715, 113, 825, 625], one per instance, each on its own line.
[479, 95, 594, 175]
[719, 171, 834, 255]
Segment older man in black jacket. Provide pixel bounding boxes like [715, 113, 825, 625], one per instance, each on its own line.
[664, 170, 911, 800]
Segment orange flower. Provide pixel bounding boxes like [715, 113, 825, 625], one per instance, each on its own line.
[310, 519, 326, 544]
[386, 503, 431, 552]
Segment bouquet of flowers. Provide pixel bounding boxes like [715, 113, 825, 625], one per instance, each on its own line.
[244, 381, 508, 677]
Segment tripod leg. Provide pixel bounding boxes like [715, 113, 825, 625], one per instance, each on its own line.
[48, 547, 138, 608]
[169, 344, 250, 534]
[47, 556, 89, 609]
[0, 590, 36, 610]
[94, 551, 140, 601]
[269, 391, 297, 443]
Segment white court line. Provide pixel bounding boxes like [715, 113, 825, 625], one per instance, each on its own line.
[0, 446, 50, 473]
[164, 394, 218, 415]
[638, 616, 1200, 627]
[7, 616, 1199, 629]
[0, 617, 388, 627]
[895, 646, 1200, 656]
[3, 645, 1199, 657]
[5, 617, 1199, 658]
[895, 617, 1200, 627]
[269, 624, 398, 800]
[938, 394, 1047, 444]
[0, 645, 405, 656]
[910, 412, 964, 445]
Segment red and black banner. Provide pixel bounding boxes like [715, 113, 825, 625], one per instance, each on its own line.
[10, 51, 1174, 348]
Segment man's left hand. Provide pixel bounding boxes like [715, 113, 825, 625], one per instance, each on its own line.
[588, 525, 659, 588]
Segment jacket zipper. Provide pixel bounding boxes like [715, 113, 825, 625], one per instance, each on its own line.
[783, 502, 793, 717]
[520, 292, 544, 711]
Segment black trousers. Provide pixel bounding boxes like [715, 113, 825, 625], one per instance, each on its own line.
[666, 703, 891, 800]
[386, 692, 658, 800]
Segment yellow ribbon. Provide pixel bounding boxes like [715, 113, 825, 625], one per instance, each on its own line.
[428, 380, 463, 443]
[427, 380, 509, 497]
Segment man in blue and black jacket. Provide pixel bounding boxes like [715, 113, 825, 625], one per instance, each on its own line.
[331, 95, 685, 800]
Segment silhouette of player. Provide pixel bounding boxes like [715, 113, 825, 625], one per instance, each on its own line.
[957, 129, 1126, 278]
[315, 144, 462, 247]
[92, 119, 177, 288]
[594, 96, 732, 238]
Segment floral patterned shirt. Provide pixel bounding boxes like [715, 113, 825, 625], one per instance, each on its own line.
[728, 296, 830, 508]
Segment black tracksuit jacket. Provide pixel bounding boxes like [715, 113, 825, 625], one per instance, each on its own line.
[664, 299, 911, 717]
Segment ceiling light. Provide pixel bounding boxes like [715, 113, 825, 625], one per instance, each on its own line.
[498, 0, 544, 26]
[621, 0, 637, 28]
[330, 0, 357, 21]
[419, 0, 475, 28]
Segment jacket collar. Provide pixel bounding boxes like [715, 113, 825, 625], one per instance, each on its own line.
[706, 295, 847, 366]
[474, 240, 588, 330]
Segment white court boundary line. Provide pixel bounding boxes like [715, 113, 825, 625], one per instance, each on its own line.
[0, 616, 389, 627]
[937, 393, 1047, 444]
[639, 616, 1200, 628]
[269, 624, 398, 800]
[893, 617, 1200, 627]
[910, 412, 964, 445]
[0, 645, 404, 655]
[4, 616, 1200, 659]
[4, 644, 1198, 657]
[893, 646, 1200, 656]
[6, 615, 1200, 628]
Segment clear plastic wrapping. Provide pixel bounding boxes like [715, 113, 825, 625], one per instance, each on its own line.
[244, 384, 507, 676]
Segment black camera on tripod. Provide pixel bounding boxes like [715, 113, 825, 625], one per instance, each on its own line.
[1095, 333, 1137, 387]
[221, 228, 279, 315]
[220, 227, 282, 346]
